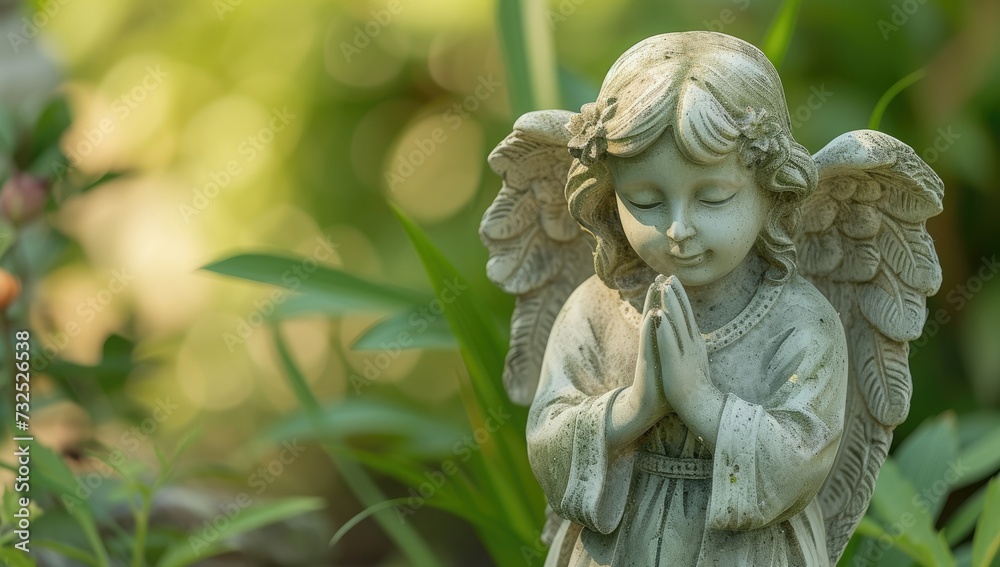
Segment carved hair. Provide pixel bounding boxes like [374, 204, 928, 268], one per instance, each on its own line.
[565, 31, 818, 303]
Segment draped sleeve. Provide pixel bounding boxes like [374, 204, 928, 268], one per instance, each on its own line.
[707, 313, 849, 531]
[526, 278, 636, 535]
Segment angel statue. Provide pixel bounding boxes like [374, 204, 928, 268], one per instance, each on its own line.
[479, 31, 944, 566]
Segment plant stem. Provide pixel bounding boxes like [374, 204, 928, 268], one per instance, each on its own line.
[131, 493, 150, 567]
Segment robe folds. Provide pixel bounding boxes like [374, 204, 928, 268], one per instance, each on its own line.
[527, 274, 848, 566]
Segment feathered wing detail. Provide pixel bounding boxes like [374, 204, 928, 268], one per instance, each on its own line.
[797, 130, 944, 563]
[480, 110, 595, 406]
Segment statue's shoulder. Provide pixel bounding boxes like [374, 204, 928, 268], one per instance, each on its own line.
[561, 274, 625, 320]
[771, 274, 846, 344]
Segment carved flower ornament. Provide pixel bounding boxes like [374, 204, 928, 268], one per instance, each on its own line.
[566, 97, 618, 165]
[737, 107, 783, 166]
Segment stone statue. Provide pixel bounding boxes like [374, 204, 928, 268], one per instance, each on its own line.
[479, 32, 943, 566]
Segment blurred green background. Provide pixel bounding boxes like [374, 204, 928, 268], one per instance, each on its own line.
[1, 0, 999, 565]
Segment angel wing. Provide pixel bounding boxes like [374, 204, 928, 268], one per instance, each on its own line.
[795, 130, 944, 563]
[479, 110, 595, 406]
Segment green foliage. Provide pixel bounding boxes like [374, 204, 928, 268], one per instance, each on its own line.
[869, 68, 928, 131]
[761, 0, 802, 69]
[496, 0, 559, 115]
[201, 207, 551, 565]
[838, 412, 1000, 567]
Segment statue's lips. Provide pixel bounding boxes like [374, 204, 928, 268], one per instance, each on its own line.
[670, 252, 706, 266]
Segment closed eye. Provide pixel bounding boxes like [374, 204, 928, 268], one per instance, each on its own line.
[700, 194, 735, 207]
[628, 200, 661, 210]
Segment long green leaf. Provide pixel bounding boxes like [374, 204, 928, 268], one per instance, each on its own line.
[270, 325, 444, 567]
[156, 498, 325, 567]
[761, 0, 801, 69]
[0, 548, 37, 567]
[954, 425, 1000, 489]
[497, 0, 559, 115]
[853, 516, 933, 564]
[392, 206, 543, 542]
[35, 539, 100, 566]
[352, 309, 456, 351]
[868, 458, 956, 567]
[202, 253, 429, 313]
[894, 413, 959, 521]
[330, 498, 411, 549]
[264, 398, 467, 458]
[10, 443, 111, 567]
[869, 68, 927, 131]
[972, 477, 1000, 567]
[945, 484, 988, 546]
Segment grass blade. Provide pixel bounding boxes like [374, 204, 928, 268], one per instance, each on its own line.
[351, 308, 455, 351]
[270, 324, 444, 567]
[330, 499, 411, 549]
[869, 68, 927, 131]
[391, 206, 543, 541]
[497, 0, 559, 115]
[157, 498, 325, 567]
[945, 484, 988, 546]
[972, 476, 1000, 567]
[761, 0, 801, 69]
[202, 253, 430, 313]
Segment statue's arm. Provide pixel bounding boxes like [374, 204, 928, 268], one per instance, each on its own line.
[525, 292, 638, 535]
[706, 315, 849, 531]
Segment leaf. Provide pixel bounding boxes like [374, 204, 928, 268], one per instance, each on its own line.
[496, 0, 559, 116]
[892, 413, 959, 522]
[156, 498, 325, 567]
[329, 498, 411, 550]
[953, 419, 1000, 490]
[14, 443, 111, 566]
[42, 334, 141, 423]
[34, 539, 100, 566]
[761, 0, 801, 69]
[0, 548, 37, 567]
[853, 516, 933, 565]
[264, 398, 467, 458]
[392, 206, 543, 540]
[944, 484, 988, 546]
[270, 325, 444, 567]
[869, 459, 956, 567]
[28, 97, 71, 166]
[0, 219, 15, 259]
[0, 103, 17, 155]
[352, 308, 455, 351]
[202, 253, 429, 313]
[972, 477, 1000, 567]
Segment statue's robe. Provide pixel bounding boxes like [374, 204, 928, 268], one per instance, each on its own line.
[528, 274, 848, 566]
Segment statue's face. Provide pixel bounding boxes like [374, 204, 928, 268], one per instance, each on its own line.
[609, 132, 771, 288]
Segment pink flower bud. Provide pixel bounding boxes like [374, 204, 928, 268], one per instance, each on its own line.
[0, 173, 48, 225]
[0, 269, 20, 311]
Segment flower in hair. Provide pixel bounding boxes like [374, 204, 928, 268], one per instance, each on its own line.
[737, 107, 782, 166]
[567, 97, 618, 165]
